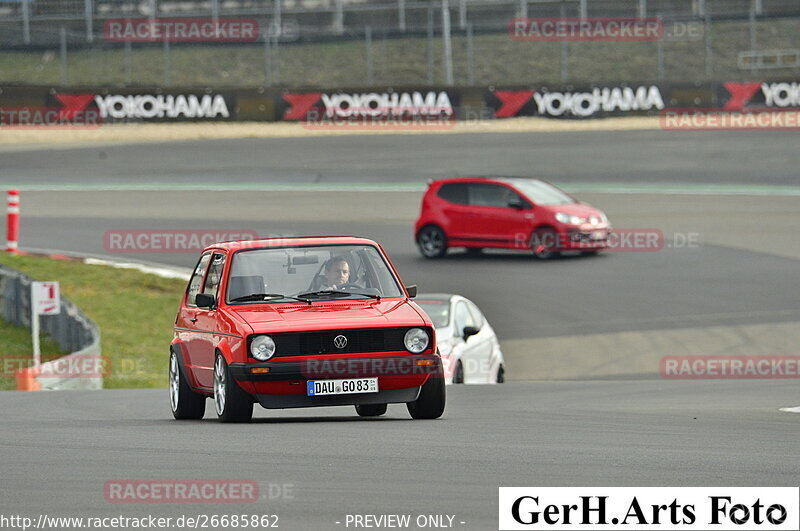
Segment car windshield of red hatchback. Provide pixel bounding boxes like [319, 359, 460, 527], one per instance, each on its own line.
[504, 179, 576, 206]
[226, 244, 404, 303]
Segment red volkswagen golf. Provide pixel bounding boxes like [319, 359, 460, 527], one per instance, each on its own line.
[415, 177, 611, 259]
[170, 236, 445, 422]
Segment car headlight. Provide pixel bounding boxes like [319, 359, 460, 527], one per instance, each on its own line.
[250, 335, 276, 361]
[555, 212, 586, 225]
[404, 328, 429, 354]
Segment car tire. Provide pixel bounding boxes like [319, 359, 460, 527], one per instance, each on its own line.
[531, 228, 561, 260]
[453, 361, 464, 384]
[417, 225, 448, 258]
[169, 351, 206, 420]
[496, 364, 505, 384]
[407, 366, 446, 419]
[214, 355, 253, 423]
[355, 403, 388, 417]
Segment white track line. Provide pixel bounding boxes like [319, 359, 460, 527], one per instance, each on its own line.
[83, 258, 190, 280]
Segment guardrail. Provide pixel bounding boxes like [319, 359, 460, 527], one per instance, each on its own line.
[0, 264, 102, 390]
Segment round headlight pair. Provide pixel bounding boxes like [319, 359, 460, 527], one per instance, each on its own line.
[250, 335, 276, 361]
[404, 328, 429, 354]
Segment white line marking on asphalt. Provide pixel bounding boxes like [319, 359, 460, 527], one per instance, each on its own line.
[779, 407, 800, 413]
[83, 258, 191, 280]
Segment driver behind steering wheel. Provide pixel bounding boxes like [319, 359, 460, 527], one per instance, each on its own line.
[320, 256, 352, 291]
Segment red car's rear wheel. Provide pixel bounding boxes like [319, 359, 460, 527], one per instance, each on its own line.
[417, 225, 448, 258]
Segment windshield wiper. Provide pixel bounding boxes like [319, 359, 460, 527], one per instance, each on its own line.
[230, 293, 311, 304]
[296, 290, 381, 301]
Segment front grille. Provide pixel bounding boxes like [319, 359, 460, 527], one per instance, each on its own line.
[256, 327, 429, 357]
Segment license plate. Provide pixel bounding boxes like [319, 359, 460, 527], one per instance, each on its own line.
[592, 230, 607, 240]
[306, 378, 379, 396]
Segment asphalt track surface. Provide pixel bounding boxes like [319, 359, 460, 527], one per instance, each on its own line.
[2, 382, 799, 530]
[1, 129, 799, 530]
[2, 130, 799, 186]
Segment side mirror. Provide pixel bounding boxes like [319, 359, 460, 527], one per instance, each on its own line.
[508, 199, 526, 210]
[406, 284, 417, 298]
[195, 293, 216, 309]
[462, 325, 480, 341]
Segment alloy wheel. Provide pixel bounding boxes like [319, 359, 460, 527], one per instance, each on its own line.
[214, 356, 227, 416]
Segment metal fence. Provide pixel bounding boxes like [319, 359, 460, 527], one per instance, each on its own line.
[0, 264, 102, 390]
[2, 0, 799, 47]
[0, 0, 798, 87]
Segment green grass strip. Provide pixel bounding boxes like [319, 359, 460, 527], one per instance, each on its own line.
[0, 253, 186, 389]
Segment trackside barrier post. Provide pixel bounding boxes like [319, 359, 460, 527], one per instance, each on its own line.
[7, 190, 19, 253]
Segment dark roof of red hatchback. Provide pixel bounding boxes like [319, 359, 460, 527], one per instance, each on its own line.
[204, 236, 377, 253]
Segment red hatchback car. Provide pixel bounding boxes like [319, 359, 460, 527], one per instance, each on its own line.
[415, 177, 611, 259]
[170, 236, 445, 422]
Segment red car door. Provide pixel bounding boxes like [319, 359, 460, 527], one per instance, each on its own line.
[175, 252, 212, 389]
[191, 252, 228, 389]
[465, 183, 529, 246]
[436, 182, 475, 241]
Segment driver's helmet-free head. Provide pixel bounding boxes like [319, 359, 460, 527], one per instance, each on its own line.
[322, 256, 351, 285]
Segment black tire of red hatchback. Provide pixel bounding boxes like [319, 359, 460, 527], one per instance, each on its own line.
[530, 228, 561, 260]
[169, 351, 206, 420]
[407, 367, 446, 419]
[214, 355, 253, 423]
[355, 404, 388, 417]
[417, 225, 448, 258]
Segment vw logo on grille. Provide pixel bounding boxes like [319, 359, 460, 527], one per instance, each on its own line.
[333, 335, 348, 349]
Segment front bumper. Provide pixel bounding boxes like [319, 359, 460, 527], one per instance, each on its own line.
[254, 387, 421, 409]
[229, 354, 441, 382]
[561, 227, 610, 250]
[230, 354, 441, 409]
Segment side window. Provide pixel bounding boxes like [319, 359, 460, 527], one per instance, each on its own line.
[466, 301, 485, 329]
[453, 301, 476, 334]
[186, 253, 212, 307]
[202, 253, 227, 299]
[437, 183, 468, 205]
[468, 183, 520, 208]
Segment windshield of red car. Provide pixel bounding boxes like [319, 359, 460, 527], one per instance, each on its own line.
[504, 179, 576, 206]
[226, 244, 404, 303]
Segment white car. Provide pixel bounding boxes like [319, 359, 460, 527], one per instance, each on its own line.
[415, 294, 505, 385]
